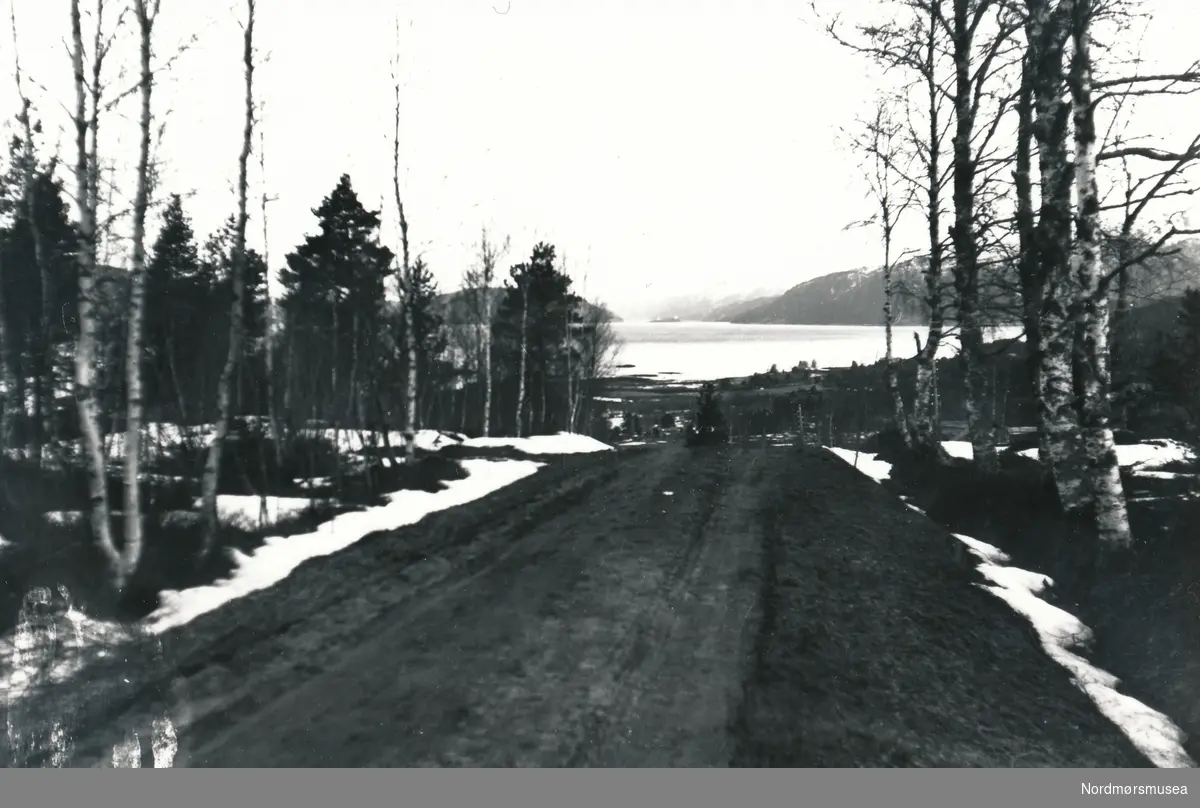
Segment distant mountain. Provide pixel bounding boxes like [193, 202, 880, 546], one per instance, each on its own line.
[435, 287, 621, 324]
[725, 259, 933, 326]
[713, 239, 1200, 326]
[643, 287, 790, 322]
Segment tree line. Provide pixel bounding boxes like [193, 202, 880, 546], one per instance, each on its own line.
[827, 0, 1200, 551]
[0, 0, 617, 595]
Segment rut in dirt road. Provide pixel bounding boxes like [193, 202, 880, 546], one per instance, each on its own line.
[183, 445, 765, 766]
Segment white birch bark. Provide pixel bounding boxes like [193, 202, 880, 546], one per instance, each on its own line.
[200, 0, 255, 557]
[70, 0, 119, 582]
[121, 0, 158, 586]
[1069, 0, 1131, 547]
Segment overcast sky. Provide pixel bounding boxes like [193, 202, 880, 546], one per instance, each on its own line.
[3, 0, 1198, 320]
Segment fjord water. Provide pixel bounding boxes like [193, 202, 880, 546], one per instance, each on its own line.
[608, 321, 1022, 382]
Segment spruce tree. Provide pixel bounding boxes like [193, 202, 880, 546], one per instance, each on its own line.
[146, 194, 202, 419]
[279, 174, 393, 424]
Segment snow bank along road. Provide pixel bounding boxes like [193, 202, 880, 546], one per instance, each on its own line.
[10, 445, 1149, 767]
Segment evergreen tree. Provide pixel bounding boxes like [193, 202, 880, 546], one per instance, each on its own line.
[145, 194, 203, 420]
[493, 241, 581, 433]
[0, 160, 78, 445]
[279, 174, 393, 424]
[202, 215, 269, 345]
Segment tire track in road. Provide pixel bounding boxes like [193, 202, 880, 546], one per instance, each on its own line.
[36, 445, 769, 768]
[181, 447, 693, 766]
[564, 450, 767, 767]
[411, 445, 763, 768]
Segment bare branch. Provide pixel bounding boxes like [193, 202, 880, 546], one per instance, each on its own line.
[1093, 68, 1200, 90]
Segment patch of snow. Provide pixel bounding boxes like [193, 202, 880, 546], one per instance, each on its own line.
[1118, 439, 1196, 472]
[663, 491, 674, 496]
[953, 534, 1011, 565]
[1, 459, 548, 705]
[295, 428, 462, 456]
[416, 430, 466, 451]
[1132, 470, 1195, 481]
[143, 458, 544, 634]
[461, 432, 615, 455]
[195, 496, 319, 530]
[1015, 439, 1197, 472]
[826, 448, 892, 483]
[593, 396, 624, 403]
[941, 441, 975, 460]
[904, 503, 926, 515]
[621, 441, 647, 447]
[953, 533, 1195, 769]
[975, 562, 1053, 595]
[143, 473, 187, 484]
[43, 510, 79, 526]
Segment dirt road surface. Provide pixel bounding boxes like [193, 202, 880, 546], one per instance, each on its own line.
[7, 445, 1149, 767]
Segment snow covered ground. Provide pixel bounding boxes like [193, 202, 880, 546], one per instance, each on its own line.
[144, 458, 545, 634]
[459, 432, 614, 455]
[2, 431, 616, 711]
[826, 447, 893, 483]
[828, 440, 1199, 769]
[857, 438, 1195, 478]
[43, 496, 324, 532]
[1007, 438, 1197, 473]
[956, 532, 1194, 769]
[197, 496, 319, 531]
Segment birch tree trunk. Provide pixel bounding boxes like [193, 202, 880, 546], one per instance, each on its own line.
[259, 124, 283, 466]
[1014, 48, 1050, 464]
[565, 312, 577, 433]
[515, 283, 528, 438]
[390, 36, 416, 463]
[200, 0, 255, 558]
[910, 12, 947, 454]
[122, 0, 158, 586]
[70, 0, 119, 581]
[863, 101, 912, 445]
[882, 229, 909, 444]
[1028, 0, 1088, 512]
[482, 308, 493, 437]
[1069, 0, 1131, 547]
[283, 309, 293, 419]
[405, 297, 417, 449]
[949, 0, 996, 472]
